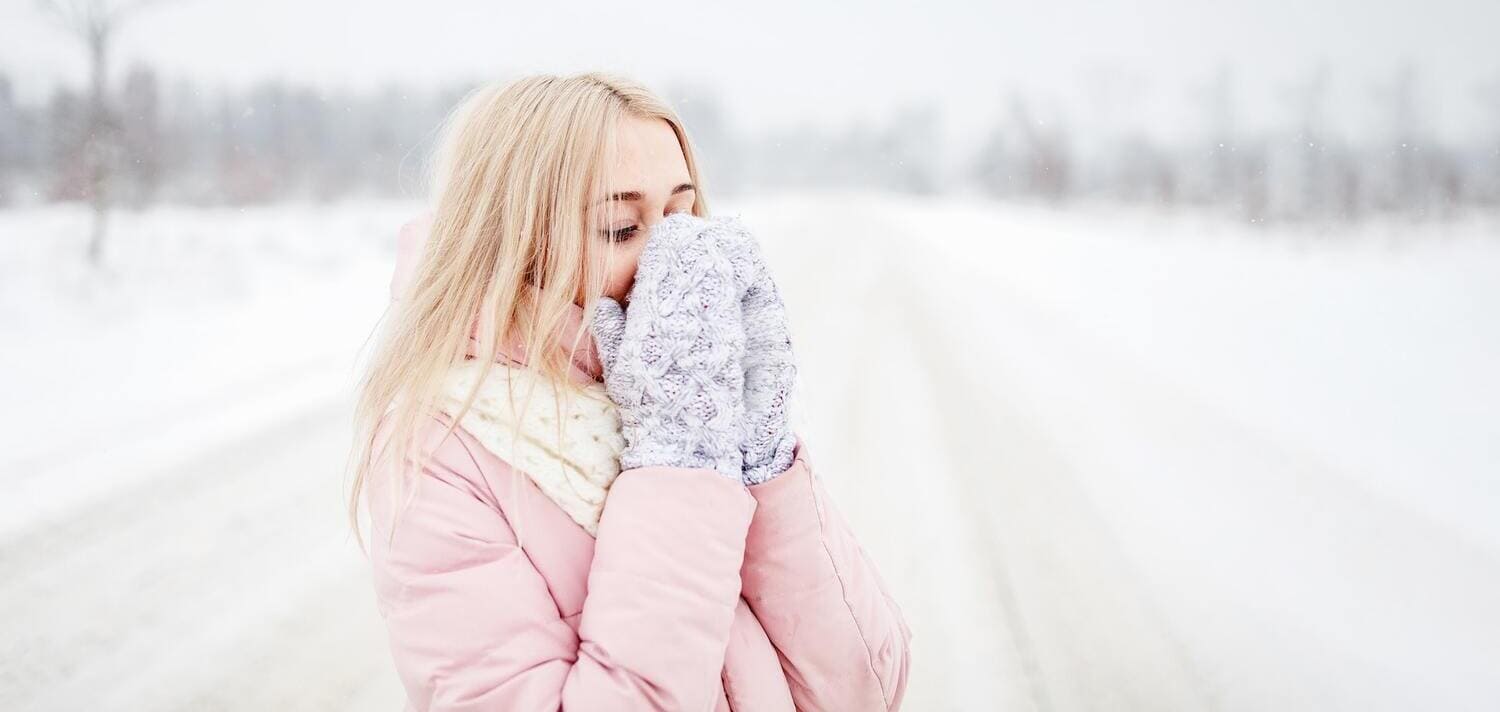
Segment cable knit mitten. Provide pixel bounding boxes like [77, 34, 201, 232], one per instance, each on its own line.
[590, 212, 750, 482]
[703, 216, 799, 485]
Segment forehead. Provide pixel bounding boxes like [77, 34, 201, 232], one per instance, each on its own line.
[603, 115, 690, 187]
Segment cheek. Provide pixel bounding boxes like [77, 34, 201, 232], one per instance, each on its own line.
[621, 242, 648, 279]
[603, 248, 643, 299]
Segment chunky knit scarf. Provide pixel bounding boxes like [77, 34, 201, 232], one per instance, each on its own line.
[434, 358, 626, 537]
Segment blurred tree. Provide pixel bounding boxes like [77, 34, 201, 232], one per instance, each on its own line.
[970, 123, 1015, 199]
[1116, 132, 1177, 207]
[0, 74, 18, 205]
[1269, 62, 1335, 223]
[120, 63, 162, 207]
[1477, 75, 1500, 208]
[37, 0, 170, 265]
[1370, 61, 1422, 217]
[45, 88, 90, 202]
[1186, 63, 1240, 210]
[1007, 92, 1072, 203]
[880, 102, 942, 195]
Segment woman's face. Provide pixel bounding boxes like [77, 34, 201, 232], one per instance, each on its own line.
[586, 115, 697, 305]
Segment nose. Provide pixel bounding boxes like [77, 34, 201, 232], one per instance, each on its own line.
[642, 212, 670, 234]
[641, 208, 693, 238]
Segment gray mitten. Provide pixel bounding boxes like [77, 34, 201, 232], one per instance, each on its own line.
[703, 216, 799, 485]
[590, 212, 750, 481]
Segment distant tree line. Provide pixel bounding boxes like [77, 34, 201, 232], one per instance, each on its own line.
[0, 68, 470, 208]
[969, 63, 1500, 226]
[0, 61, 1496, 229]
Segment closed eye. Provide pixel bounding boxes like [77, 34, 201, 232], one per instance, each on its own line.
[605, 225, 638, 242]
[604, 209, 691, 242]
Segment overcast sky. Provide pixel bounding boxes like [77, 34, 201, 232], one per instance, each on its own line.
[3, 0, 1497, 147]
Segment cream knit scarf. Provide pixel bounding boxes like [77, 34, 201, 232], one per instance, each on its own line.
[434, 359, 626, 537]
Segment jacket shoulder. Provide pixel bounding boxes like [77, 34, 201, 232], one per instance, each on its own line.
[390, 210, 436, 300]
[367, 411, 515, 527]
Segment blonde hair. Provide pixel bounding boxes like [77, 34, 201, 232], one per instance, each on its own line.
[345, 72, 710, 554]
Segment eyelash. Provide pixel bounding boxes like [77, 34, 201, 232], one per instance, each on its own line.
[602, 209, 690, 242]
[604, 225, 638, 242]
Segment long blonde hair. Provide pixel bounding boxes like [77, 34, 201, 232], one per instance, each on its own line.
[346, 72, 710, 554]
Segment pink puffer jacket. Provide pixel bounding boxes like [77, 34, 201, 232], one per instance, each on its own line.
[363, 215, 913, 710]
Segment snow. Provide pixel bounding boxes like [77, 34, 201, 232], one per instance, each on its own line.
[0, 202, 411, 540]
[1, 193, 1497, 710]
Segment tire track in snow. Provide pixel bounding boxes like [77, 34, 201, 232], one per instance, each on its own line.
[766, 200, 1038, 709]
[0, 396, 393, 711]
[888, 240, 1500, 710]
[852, 265, 1055, 711]
[885, 260, 1219, 711]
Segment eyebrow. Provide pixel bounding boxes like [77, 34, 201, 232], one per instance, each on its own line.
[599, 182, 696, 203]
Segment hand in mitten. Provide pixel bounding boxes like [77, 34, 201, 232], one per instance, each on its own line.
[704, 215, 799, 485]
[589, 212, 751, 482]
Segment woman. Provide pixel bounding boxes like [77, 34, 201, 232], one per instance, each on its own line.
[347, 71, 913, 711]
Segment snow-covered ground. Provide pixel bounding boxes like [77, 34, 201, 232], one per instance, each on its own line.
[1, 193, 1496, 710]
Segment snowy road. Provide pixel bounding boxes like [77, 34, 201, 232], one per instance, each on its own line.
[749, 195, 1500, 710]
[0, 397, 401, 710]
[2, 195, 1497, 710]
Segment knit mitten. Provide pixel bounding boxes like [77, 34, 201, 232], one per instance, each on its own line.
[590, 212, 749, 482]
[703, 215, 799, 485]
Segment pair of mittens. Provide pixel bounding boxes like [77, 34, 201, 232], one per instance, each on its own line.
[591, 212, 797, 485]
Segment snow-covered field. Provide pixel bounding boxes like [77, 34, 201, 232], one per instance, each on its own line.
[1, 193, 1496, 710]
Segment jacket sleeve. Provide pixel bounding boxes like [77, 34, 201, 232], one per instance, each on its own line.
[740, 434, 914, 711]
[365, 417, 758, 711]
